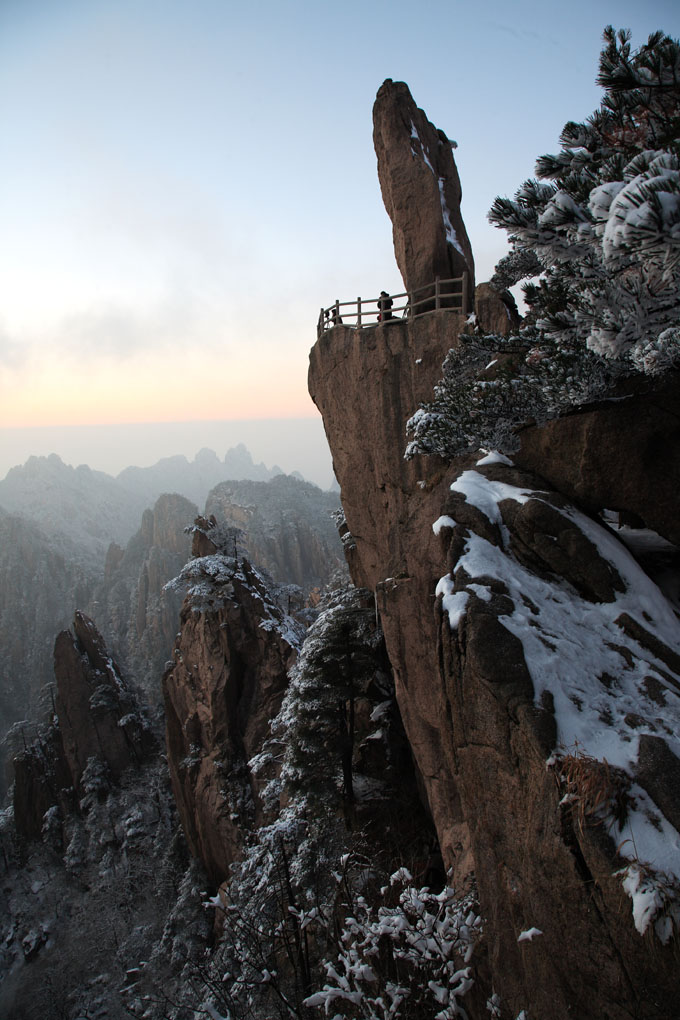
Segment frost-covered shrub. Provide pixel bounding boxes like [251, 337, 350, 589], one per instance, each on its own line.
[164, 552, 239, 612]
[79, 755, 112, 808]
[184, 515, 245, 559]
[40, 804, 62, 850]
[408, 27, 680, 460]
[63, 821, 88, 872]
[406, 328, 619, 458]
[305, 865, 481, 1020]
[206, 810, 346, 1020]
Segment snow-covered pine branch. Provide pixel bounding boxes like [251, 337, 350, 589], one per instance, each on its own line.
[407, 26, 680, 461]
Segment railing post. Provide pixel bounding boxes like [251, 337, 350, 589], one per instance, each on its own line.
[357, 296, 362, 328]
[435, 276, 441, 311]
[318, 307, 325, 337]
[409, 292, 413, 319]
[461, 272, 469, 316]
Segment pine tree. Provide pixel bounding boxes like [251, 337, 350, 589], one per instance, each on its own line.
[274, 586, 383, 810]
[407, 26, 680, 461]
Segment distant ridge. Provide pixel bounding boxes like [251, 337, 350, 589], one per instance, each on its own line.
[116, 443, 284, 506]
[0, 417, 333, 489]
[0, 444, 319, 565]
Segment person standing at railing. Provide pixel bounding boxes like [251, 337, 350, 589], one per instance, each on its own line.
[377, 290, 393, 322]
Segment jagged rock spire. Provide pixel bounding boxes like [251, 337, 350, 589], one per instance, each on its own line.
[373, 79, 474, 307]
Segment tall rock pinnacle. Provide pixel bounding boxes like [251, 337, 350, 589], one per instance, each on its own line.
[373, 79, 474, 307]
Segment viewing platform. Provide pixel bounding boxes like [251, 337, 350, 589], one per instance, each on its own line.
[317, 274, 470, 338]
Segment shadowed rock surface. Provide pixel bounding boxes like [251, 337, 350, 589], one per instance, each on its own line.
[54, 612, 153, 787]
[516, 371, 680, 547]
[13, 612, 154, 839]
[12, 722, 73, 840]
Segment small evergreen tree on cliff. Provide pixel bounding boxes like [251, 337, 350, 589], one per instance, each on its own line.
[275, 585, 383, 809]
[407, 26, 680, 460]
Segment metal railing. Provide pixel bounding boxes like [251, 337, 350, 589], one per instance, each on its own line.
[317, 274, 469, 337]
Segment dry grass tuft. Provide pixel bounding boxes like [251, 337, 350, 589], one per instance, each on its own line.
[553, 747, 633, 834]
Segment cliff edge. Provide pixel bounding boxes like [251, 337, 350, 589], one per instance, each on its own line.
[308, 82, 680, 1019]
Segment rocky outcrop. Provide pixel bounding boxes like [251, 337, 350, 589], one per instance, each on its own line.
[163, 553, 301, 885]
[309, 315, 473, 870]
[13, 612, 153, 838]
[310, 82, 680, 1013]
[373, 79, 475, 309]
[474, 281, 521, 336]
[54, 612, 153, 787]
[516, 371, 680, 547]
[0, 454, 334, 768]
[92, 492, 197, 701]
[433, 459, 680, 1017]
[205, 474, 343, 594]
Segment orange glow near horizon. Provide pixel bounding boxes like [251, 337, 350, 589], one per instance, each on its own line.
[1, 351, 316, 429]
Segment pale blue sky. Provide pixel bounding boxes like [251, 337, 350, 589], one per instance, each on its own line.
[0, 0, 678, 478]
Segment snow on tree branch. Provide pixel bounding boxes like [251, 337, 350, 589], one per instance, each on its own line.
[407, 26, 680, 461]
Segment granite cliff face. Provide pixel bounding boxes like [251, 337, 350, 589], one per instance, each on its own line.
[162, 548, 302, 885]
[308, 83, 680, 1019]
[309, 315, 475, 874]
[310, 320, 680, 1020]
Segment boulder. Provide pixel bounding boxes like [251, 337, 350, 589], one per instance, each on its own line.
[474, 281, 520, 335]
